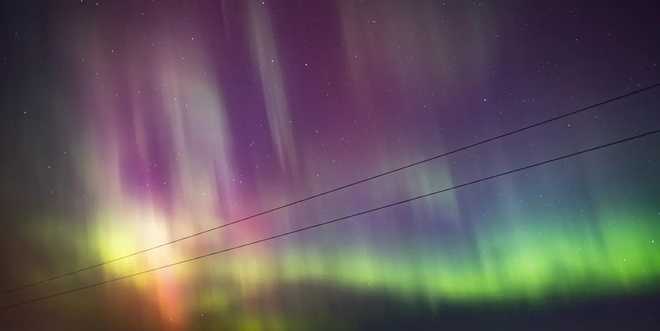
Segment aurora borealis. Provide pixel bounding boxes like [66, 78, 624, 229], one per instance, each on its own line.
[1, 1, 660, 330]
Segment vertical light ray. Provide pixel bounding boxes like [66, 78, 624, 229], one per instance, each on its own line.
[248, 1, 298, 173]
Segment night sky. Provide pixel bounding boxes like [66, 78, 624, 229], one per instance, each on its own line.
[1, 1, 660, 330]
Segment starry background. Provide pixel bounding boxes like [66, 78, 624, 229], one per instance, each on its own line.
[1, 1, 660, 330]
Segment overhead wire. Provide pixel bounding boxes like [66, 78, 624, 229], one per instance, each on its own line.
[3, 82, 658, 295]
[2, 127, 659, 311]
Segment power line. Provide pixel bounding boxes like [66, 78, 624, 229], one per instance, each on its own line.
[2, 128, 658, 311]
[3, 83, 659, 295]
